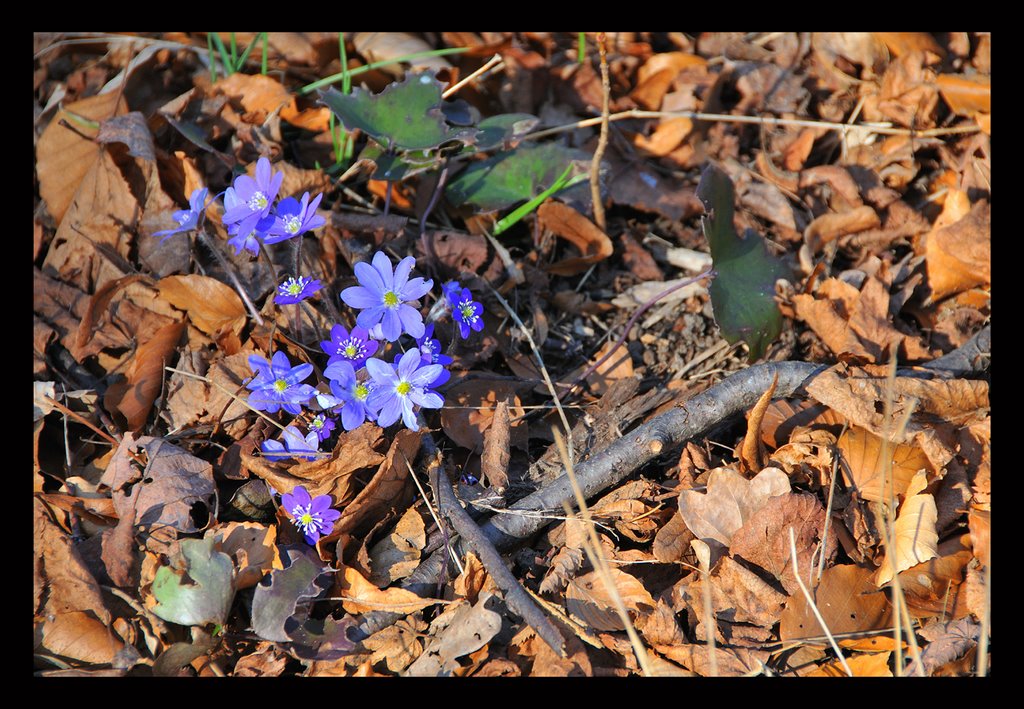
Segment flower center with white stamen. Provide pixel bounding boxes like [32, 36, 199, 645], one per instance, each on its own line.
[383, 291, 399, 308]
[395, 381, 412, 397]
[284, 215, 301, 234]
[340, 338, 364, 359]
[248, 191, 268, 211]
[273, 379, 288, 393]
[283, 278, 304, 295]
[354, 383, 369, 401]
[459, 300, 478, 323]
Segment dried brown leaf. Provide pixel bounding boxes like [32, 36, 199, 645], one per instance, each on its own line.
[406, 594, 503, 676]
[157, 274, 246, 338]
[335, 428, 422, 537]
[205, 522, 281, 590]
[440, 379, 528, 452]
[780, 564, 892, 640]
[481, 399, 511, 492]
[677, 466, 791, 546]
[731, 492, 837, 595]
[368, 505, 426, 588]
[339, 566, 441, 615]
[737, 372, 778, 474]
[565, 567, 656, 632]
[875, 484, 939, 585]
[537, 201, 614, 276]
[837, 425, 932, 503]
[103, 320, 185, 431]
[37, 92, 128, 225]
[925, 200, 990, 303]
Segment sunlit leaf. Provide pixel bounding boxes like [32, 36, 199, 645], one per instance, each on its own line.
[151, 538, 235, 627]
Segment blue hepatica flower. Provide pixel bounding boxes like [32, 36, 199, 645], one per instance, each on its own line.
[415, 324, 452, 387]
[442, 280, 463, 309]
[320, 324, 379, 369]
[225, 186, 274, 255]
[264, 192, 326, 245]
[261, 425, 320, 462]
[323, 359, 377, 431]
[276, 275, 323, 305]
[281, 485, 340, 545]
[308, 413, 336, 442]
[222, 157, 283, 239]
[452, 287, 484, 339]
[154, 187, 209, 241]
[366, 348, 444, 431]
[246, 351, 317, 415]
[340, 251, 433, 342]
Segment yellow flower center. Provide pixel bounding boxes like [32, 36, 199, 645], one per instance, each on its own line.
[354, 383, 369, 401]
[300, 512, 313, 526]
[383, 291, 399, 307]
[273, 379, 288, 393]
[396, 381, 412, 396]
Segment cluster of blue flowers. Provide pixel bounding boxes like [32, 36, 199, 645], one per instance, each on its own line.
[249, 248, 481, 460]
[155, 157, 486, 544]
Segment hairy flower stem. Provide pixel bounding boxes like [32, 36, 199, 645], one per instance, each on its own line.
[195, 230, 264, 326]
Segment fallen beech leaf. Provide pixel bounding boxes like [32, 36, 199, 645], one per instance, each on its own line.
[36, 91, 128, 225]
[538, 201, 614, 276]
[730, 493, 837, 595]
[804, 364, 989, 445]
[897, 534, 972, 618]
[687, 555, 787, 629]
[737, 372, 778, 473]
[936, 73, 990, 115]
[157, 274, 246, 338]
[837, 425, 932, 503]
[634, 117, 693, 157]
[780, 564, 892, 641]
[563, 338, 635, 396]
[655, 642, 769, 677]
[406, 594, 503, 676]
[340, 566, 442, 615]
[453, 551, 492, 604]
[875, 485, 939, 586]
[480, 399, 511, 492]
[652, 509, 695, 563]
[565, 568, 656, 632]
[677, 466, 791, 546]
[804, 205, 880, 252]
[368, 505, 426, 587]
[34, 498, 122, 665]
[242, 423, 386, 504]
[102, 434, 217, 533]
[362, 619, 426, 674]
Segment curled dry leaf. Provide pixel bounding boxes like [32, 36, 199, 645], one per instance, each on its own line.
[34, 498, 123, 665]
[368, 504, 426, 588]
[339, 565, 442, 615]
[242, 423, 386, 504]
[875, 483, 939, 586]
[565, 567, 656, 632]
[804, 363, 990, 445]
[103, 320, 186, 431]
[686, 555, 787, 629]
[677, 466, 791, 547]
[808, 651, 893, 677]
[537, 201, 614, 276]
[736, 372, 778, 474]
[205, 521, 282, 590]
[480, 399, 511, 492]
[335, 428, 422, 537]
[362, 618, 426, 674]
[924, 200, 990, 303]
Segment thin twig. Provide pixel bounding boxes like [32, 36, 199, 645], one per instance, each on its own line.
[42, 395, 147, 468]
[441, 54, 504, 99]
[788, 526, 853, 677]
[524, 107, 981, 142]
[590, 33, 610, 232]
[400, 452, 463, 576]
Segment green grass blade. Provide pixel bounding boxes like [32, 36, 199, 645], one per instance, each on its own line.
[492, 164, 586, 236]
[578, 33, 586, 63]
[235, 32, 263, 72]
[210, 33, 235, 76]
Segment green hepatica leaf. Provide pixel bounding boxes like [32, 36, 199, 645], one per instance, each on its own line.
[697, 162, 789, 362]
[472, 113, 539, 152]
[151, 538, 234, 627]
[446, 142, 592, 213]
[320, 71, 476, 152]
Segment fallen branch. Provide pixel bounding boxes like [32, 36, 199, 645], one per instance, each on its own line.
[357, 326, 991, 640]
[420, 428, 567, 657]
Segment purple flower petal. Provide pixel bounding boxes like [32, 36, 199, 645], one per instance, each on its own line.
[371, 251, 395, 290]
